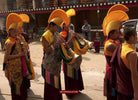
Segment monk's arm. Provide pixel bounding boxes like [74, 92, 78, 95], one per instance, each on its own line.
[4, 42, 24, 62]
[127, 52, 138, 100]
[42, 37, 61, 54]
[106, 43, 117, 53]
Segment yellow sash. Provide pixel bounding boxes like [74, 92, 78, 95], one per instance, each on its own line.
[5, 37, 16, 48]
[40, 30, 54, 48]
[121, 43, 135, 67]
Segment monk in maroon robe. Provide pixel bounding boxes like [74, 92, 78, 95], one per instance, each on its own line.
[111, 28, 138, 100]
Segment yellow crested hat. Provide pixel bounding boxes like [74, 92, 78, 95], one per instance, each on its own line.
[103, 10, 129, 36]
[66, 9, 76, 24]
[106, 20, 121, 36]
[9, 22, 23, 30]
[107, 4, 129, 14]
[8, 22, 19, 30]
[6, 13, 23, 33]
[19, 14, 30, 23]
[50, 17, 63, 26]
[66, 9, 76, 17]
[48, 9, 69, 26]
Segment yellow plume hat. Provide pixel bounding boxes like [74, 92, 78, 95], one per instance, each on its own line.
[61, 9, 76, 28]
[106, 20, 121, 36]
[66, 9, 76, 17]
[48, 9, 69, 26]
[19, 14, 30, 23]
[8, 22, 23, 31]
[6, 13, 23, 33]
[107, 4, 129, 14]
[66, 9, 76, 24]
[50, 17, 63, 26]
[103, 10, 129, 36]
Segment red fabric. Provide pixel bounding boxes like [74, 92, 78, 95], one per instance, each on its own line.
[94, 37, 100, 46]
[21, 56, 28, 77]
[60, 30, 67, 39]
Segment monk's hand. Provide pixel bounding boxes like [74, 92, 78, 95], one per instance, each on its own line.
[18, 52, 25, 57]
[56, 36, 65, 45]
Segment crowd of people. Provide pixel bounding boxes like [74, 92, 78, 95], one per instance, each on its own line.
[1, 3, 138, 100]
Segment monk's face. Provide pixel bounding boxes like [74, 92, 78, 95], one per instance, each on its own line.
[110, 30, 119, 40]
[52, 25, 58, 33]
[9, 29, 18, 38]
[63, 24, 69, 32]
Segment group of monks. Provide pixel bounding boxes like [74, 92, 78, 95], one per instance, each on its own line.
[103, 4, 138, 100]
[2, 3, 138, 100]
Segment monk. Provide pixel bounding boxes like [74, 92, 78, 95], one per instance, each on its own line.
[104, 20, 121, 100]
[111, 28, 138, 100]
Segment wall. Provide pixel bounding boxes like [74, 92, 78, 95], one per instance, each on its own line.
[0, 0, 8, 11]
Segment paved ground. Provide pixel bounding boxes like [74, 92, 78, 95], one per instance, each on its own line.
[0, 41, 106, 100]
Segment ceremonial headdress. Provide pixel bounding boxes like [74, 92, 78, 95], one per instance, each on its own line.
[103, 10, 129, 36]
[48, 9, 69, 26]
[6, 13, 23, 33]
[103, 4, 129, 36]
[19, 14, 30, 23]
[106, 20, 121, 36]
[66, 8, 76, 23]
[107, 4, 129, 14]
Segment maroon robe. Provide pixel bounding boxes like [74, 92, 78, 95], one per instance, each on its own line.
[94, 37, 100, 53]
[63, 63, 84, 91]
[111, 45, 134, 100]
[44, 79, 62, 100]
[11, 77, 28, 100]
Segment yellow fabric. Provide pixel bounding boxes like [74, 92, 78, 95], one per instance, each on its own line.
[5, 37, 16, 45]
[19, 14, 30, 23]
[106, 20, 121, 36]
[103, 10, 129, 36]
[61, 44, 72, 59]
[61, 43, 77, 64]
[4, 39, 23, 95]
[121, 43, 135, 68]
[6, 13, 23, 32]
[48, 9, 69, 26]
[104, 39, 115, 56]
[73, 38, 88, 55]
[55, 76, 59, 89]
[40, 30, 54, 48]
[29, 58, 35, 80]
[69, 65, 72, 77]
[107, 4, 129, 14]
